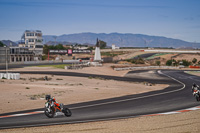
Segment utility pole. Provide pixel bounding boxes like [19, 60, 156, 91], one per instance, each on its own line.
[4, 46, 8, 77]
[53, 36, 57, 45]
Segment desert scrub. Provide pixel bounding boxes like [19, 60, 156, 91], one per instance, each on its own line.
[20, 78, 26, 80]
[56, 78, 63, 80]
[101, 51, 125, 57]
[65, 83, 83, 86]
[88, 76, 106, 80]
[88, 76, 93, 79]
[142, 82, 155, 86]
[45, 83, 59, 85]
[28, 93, 47, 100]
[29, 77, 52, 81]
[26, 87, 30, 89]
[53, 91, 66, 96]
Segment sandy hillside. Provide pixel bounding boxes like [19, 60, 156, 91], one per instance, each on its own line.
[174, 54, 200, 62]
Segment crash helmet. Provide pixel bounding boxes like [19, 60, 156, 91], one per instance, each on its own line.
[52, 96, 56, 101]
[45, 95, 51, 100]
[193, 83, 197, 87]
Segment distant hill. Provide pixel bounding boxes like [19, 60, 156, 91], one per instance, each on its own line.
[43, 33, 200, 48]
[0, 40, 18, 47]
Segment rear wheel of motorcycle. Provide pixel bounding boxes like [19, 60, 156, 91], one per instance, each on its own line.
[195, 95, 200, 101]
[44, 108, 55, 118]
[64, 108, 72, 117]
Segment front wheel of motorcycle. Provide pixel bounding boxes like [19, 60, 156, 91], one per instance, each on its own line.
[63, 108, 72, 117]
[44, 108, 55, 118]
[195, 94, 200, 101]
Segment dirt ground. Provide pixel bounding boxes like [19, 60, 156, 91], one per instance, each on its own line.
[0, 64, 199, 133]
[174, 54, 200, 62]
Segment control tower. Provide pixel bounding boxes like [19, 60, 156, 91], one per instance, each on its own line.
[94, 38, 102, 62]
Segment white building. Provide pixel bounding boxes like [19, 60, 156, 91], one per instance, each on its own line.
[112, 44, 120, 50]
[19, 30, 43, 60]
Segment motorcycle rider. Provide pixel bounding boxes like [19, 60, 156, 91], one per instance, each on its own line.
[46, 96, 63, 111]
[192, 83, 200, 96]
[52, 97, 63, 110]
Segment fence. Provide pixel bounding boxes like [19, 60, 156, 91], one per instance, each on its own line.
[114, 66, 178, 71]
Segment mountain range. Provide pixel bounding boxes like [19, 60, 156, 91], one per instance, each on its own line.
[1, 33, 199, 48]
[0, 40, 18, 47]
[43, 33, 200, 48]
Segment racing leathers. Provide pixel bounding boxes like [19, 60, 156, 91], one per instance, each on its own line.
[192, 84, 200, 96]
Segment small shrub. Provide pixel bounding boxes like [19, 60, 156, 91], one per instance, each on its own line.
[126, 57, 145, 64]
[156, 61, 161, 66]
[30, 97, 36, 100]
[166, 60, 172, 66]
[20, 78, 26, 80]
[182, 59, 191, 66]
[56, 78, 63, 80]
[192, 58, 197, 64]
[88, 76, 93, 79]
[26, 87, 30, 89]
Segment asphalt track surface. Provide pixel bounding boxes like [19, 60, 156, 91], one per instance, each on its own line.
[0, 69, 200, 129]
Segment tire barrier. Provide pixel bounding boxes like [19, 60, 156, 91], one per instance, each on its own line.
[0, 73, 20, 80]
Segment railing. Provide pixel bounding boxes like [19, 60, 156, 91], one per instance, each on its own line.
[0, 60, 82, 65]
[10, 52, 33, 55]
[114, 66, 179, 71]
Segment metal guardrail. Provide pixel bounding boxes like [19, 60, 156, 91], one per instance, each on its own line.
[0, 60, 82, 66]
[114, 66, 179, 71]
[144, 49, 200, 53]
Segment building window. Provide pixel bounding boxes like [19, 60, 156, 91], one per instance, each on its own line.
[26, 33, 34, 36]
[35, 33, 42, 37]
[37, 33, 42, 37]
[35, 45, 43, 48]
[36, 39, 42, 42]
[12, 57, 14, 62]
[29, 39, 34, 42]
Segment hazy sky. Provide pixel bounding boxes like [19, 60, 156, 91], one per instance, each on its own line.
[0, 0, 200, 42]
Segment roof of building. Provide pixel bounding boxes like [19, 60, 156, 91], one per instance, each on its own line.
[25, 30, 42, 33]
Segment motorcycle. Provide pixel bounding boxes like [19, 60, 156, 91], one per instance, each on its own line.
[44, 95, 72, 118]
[193, 90, 200, 102]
